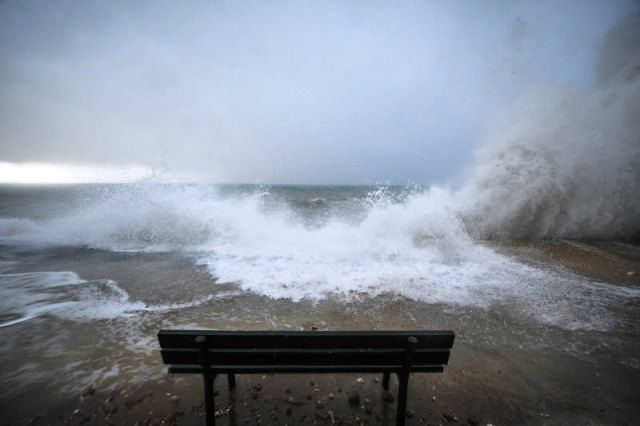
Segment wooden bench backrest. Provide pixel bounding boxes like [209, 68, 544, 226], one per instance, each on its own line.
[158, 330, 455, 373]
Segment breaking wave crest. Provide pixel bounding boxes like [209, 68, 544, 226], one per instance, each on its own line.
[0, 183, 637, 321]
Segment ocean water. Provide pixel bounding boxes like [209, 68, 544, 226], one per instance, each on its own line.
[1, 183, 639, 424]
[0, 183, 638, 332]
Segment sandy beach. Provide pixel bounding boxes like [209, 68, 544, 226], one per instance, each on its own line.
[1, 240, 638, 425]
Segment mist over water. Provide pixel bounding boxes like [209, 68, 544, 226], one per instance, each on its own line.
[460, 13, 640, 240]
[1, 13, 639, 330]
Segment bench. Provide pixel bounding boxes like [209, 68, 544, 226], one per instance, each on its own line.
[158, 330, 455, 425]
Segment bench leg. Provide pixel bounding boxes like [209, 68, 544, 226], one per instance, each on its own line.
[382, 372, 390, 391]
[396, 336, 417, 426]
[203, 373, 215, 426]
[396, 372, 409, 426]
[227, 373, 236, 390]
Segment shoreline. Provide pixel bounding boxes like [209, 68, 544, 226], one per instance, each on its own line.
[2, 240, 639, 425]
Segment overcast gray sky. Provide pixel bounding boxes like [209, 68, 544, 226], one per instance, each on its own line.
[0, 0, 635, 184]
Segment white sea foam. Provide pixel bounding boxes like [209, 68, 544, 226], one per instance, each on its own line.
[0, 185, 516, 305]
[2, 183, 637, 331]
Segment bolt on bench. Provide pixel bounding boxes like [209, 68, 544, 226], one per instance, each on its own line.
[158, 330, 455, 425]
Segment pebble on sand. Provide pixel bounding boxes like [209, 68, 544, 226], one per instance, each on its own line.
[81, 387, 95, 397]
[443, 409, 458, 421]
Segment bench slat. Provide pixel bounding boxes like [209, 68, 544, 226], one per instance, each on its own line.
[160, 347, 450, 366]
[158, 330, 455, 350]
[167, 364, 445, 374]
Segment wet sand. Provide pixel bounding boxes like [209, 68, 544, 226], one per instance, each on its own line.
[1, 241, 639, 425]
[490, 240, 640, 285]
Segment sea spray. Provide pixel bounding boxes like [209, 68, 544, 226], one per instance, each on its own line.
[460, 13, 640, 239]
[0, 14, 638, 329]
[2, 14, 638, 252]
[3, 182, 638, 331]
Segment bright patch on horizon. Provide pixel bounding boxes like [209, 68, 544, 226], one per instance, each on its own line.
[0, 162, 153, 184]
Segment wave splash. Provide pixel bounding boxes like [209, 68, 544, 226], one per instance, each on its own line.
[1, 183, 638, 331]
[459, 13, 640, 240]
[0, 15, 638, 325]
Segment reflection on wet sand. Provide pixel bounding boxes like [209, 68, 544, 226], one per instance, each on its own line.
[0, 241, 639, 424]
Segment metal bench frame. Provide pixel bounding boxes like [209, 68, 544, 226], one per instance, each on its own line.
[158, 330, 455, 425]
